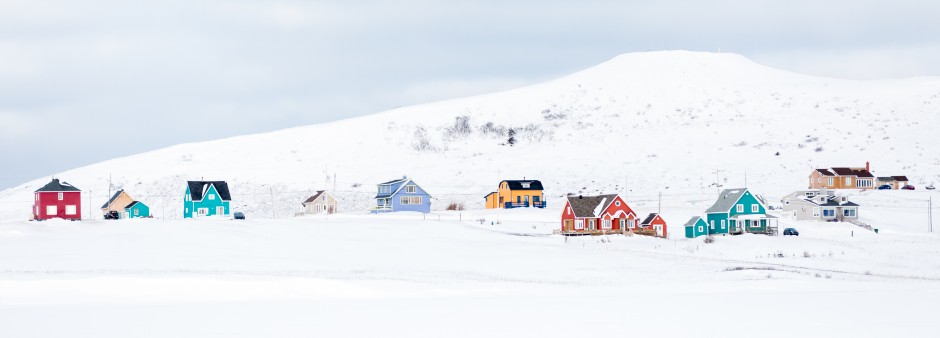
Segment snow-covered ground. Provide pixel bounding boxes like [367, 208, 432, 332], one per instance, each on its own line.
[1, 200, 939, 337]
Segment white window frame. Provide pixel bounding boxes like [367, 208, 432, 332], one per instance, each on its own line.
[823, 208, 835, 217]
[615, 201, 621, 206]
[812, 207, 820, 217]
[710, 220, 715, 230]
[627, 219, 636, 229]
[698, 225, 704, 233]
[602, 219, 612, 230]
[846, 177, 852, 186]
[736, 205, 744, 213]
[721, 220, 726, 229]
[65, 205, 76, 215]
[405, 185, 417, 193]
[46, 205, 57, 215]
[217, 206, 225, 215]
[751, 204, 759, 213]
[589, 219, 596, 230]
[575, 220, 584, 230]
[828, 177, 834, 186]
[619, 219, 625, 228]
[198, 208, 208, 216]
[58, 192, 64, 200]
[844, 209, 857, 217]
[208, 194, 215, 200]
[567, 207, 571, 215]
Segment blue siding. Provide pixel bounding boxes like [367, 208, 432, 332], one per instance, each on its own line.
[374, 179, 431, 213]
[184, 184, 231, 218]
[126, 202, 150, 218]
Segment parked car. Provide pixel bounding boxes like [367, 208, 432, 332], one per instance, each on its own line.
[233, 212, 246, 220]
[783, 228, 799, 236]
[877, 184, 892, 190]
[103, 211, 120, 220]
[902, 185, 916, 190]
[926, 185, 935, 190]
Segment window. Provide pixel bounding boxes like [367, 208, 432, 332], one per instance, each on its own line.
[751, 204, 759, 213]
[517, 196, 521, 203]
[46, 205, 57, 215]
[534, 196, 540, 203]
[405, 185, 417, 193]
[208, 194, 215, 200]
[721, 220, 726, 229]
[736, 205, 744, 213]
[619, 219, 625, 228]
[65, 205, 76, 215]
[521, 182, 531, 189]
[217, 206, 226, 215]
[845, 177, 852, 186]
[575, 220, 584, 230]
[698, 225, 704, 233]
[35, 195, 39, 202]
[823, 209, 835, 217]
[710, 221, 715, 230]
[379, 185, 390, 194]
[567, 207, 571, 215]
[602, 220, 612, 230]
[400, 196, 423, 205]
[812, 207, 820, 217]
[185, 208, 189, 213]
[750, 220, 761, 228]
[844, 209, 857, 217]
[134, 209, 139, 216]
[627, 219, 636, 229]
[589, 219, 596, 230]
[828, 177, 834, 186]
[58, 192, 63, 200]
[615, 201, 621, 206]
[198, 208, 208, 215]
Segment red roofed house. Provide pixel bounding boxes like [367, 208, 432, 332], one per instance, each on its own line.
[33, 178, 82, 221]
[560, 194, 638, 235]
[639, 213, 668, 238]
[809, 162, 876, 190]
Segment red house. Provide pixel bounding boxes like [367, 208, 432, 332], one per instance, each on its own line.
[639, 213, 668, 238]
[33, 178, 82, 221]
[560, 194, 638, 235]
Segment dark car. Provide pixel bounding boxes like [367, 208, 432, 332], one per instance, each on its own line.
[928, 185, 936, 190]
[104, 211, 120, 220]
[902, 185, 915, 190]
[233, 212, 245, 220]
[877, 185, 892, 190]
[783, 228, 799, 236]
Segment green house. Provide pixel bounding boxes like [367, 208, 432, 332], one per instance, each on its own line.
[704, 188, 778, 236]
[684, 216, 708, 238]
[124, 201, 150, 219]
[184, 181, 232, 218]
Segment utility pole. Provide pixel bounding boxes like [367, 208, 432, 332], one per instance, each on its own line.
[270, 186, 275, 219]
[930, 196, 933, 233]
[658, 192, 662, 214]
[744, 171, 748, 189]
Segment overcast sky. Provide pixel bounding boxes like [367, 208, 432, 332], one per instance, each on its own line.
[2, 0, 939, 190]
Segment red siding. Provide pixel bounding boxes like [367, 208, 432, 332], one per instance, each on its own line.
[34, 191, 82, 221]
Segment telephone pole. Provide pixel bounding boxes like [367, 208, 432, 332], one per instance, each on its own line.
[930, 196, 933, 233]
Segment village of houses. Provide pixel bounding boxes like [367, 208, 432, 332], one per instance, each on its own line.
[29, 161, 927, 240]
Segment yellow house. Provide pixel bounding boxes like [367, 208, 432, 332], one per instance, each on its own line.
[484, 180, 545, 209]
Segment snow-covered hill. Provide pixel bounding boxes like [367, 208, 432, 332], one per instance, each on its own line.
[2, 50, 939, 222]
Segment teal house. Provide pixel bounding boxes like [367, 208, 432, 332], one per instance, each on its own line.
[124, 201, 150, 219]
[184, 181, 232, 218]
[683, 216, 708, 238]
[704, 188, 778, 236]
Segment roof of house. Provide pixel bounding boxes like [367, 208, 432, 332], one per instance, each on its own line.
[302, 191, 327, 205]
[815, 169, 835, 176]
[125, 201, 141, 209]
[379, 178, 408, 185]
[683, 216, 703, 227]
[101, 190, 126, 208]
[501, 180, 543, 191]
[802, 195, 860, 207]
[706, 188, 749, 213]
[187, 181, 232, 201]
[877, 176, 897, 182]
[484, 192, 497, 198]
[35, 179, 81, 193]
[566, 194, 618, 218]
[830, 167, 874, 178]
[640, 213, 660, 226]
[892, 176, 910, 181]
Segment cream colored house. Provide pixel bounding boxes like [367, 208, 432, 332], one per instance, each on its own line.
[302, 190, 337, 214]
[101, 190, 134, 217]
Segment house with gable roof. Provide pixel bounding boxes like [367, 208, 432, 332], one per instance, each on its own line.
[639, 213, 668, 238]
[183, 181, 232, 218]
[101, 189, 150, 219]
[559, 194, 638, 235]
[781, 189, 859, 221]
[704, 188, 778, 236]
[683, 216, 708, 238]
[484, 179, 546, 209]
[876, 176, 910, 190]
[372, 176, 431, 213]
[809, 162, 876, 190]
[302, 190, 337, 214]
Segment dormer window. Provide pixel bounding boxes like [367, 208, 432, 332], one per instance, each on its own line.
[521, 182, 531, 189]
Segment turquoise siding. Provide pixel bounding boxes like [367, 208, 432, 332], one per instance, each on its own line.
[685, 218, 709, 238]
[184, 185, 231, 218]
[126, 202, 150, 219]
[707, 190, 767, 235]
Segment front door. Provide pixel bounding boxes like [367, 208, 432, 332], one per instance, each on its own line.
[655, 225, 663, 237]
[217, 206, 225, 216]
[524, 196, 529, 206]
[564, 220, 572, 231]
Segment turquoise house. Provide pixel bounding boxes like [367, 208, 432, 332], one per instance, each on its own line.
[704, 188, 778, 235]
[184, 181, 232, 218]
[684, 216, 708, 238]
[124, 201, 150, 219]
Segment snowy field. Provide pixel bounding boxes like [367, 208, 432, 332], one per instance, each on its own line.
[2, 203, 939, 337]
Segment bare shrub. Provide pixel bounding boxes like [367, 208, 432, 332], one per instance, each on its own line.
[704, 236, 715, 244]
[443, 116, 473, 140]
[411, 126, 434, 151]
[446, 202, 465, 211]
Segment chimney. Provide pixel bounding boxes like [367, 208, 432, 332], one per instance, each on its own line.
[866, 161, 870, 172]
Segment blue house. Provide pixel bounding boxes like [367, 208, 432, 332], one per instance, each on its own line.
[704, 188, 778, 236]
[683, 216, 708, 238]
[124, 201, 151, 219]
[184, 181, 232, 218]
[372, 177, 431, 213]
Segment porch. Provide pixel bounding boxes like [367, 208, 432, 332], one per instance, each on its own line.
[729, 214, 779, 236]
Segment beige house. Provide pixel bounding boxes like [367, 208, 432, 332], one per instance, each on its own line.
[302, 190, 337, 214]
[101, 190, 134, 217]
